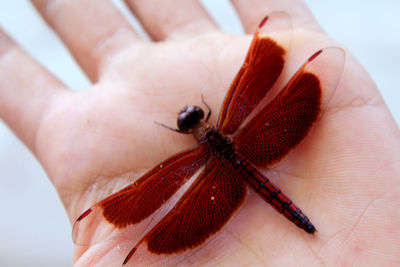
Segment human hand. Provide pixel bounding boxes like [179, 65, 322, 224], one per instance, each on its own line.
[0, 0, 399, 266]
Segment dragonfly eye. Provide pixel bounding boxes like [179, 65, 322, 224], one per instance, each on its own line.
[177, 106, 204, 132]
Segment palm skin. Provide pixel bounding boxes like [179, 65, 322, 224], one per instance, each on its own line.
[33, 30, 400, 267]
[1, 2, 400, 267]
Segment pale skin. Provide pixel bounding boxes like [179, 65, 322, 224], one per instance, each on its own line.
[0, 0, 399, 266]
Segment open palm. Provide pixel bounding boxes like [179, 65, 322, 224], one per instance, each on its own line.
[0, 1, 399, 266]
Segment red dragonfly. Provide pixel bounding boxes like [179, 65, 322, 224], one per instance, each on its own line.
[72, 12, 344, 266]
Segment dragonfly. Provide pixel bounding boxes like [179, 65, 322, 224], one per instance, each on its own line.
[72, 12, 344, 266]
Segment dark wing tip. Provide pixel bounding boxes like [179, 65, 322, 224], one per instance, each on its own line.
[76, 208, 93, 222]
[308, 49, 323, 62]
[258, 15, 269, 28]
[122, 247, 137, 266]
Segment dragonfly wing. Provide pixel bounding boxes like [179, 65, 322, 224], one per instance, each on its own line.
[218, 12, 291, 134]
[122, 157, 247, 265]
[234, 47, 345, 167]
[72, 144, 209, 245]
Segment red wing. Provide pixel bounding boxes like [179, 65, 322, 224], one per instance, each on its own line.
[122, 157, 247, 265]
[72, 144, 209, 245]
[217, 12, 291, 134]
[234, 47, 345, 167]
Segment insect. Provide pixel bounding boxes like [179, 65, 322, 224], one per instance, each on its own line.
[72, 12, 344, 266]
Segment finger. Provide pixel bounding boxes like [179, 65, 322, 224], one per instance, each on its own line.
[32, 0, 138, 82]
[0, 29, 67, 152]
[231, 0, 323, 33]
[125, 0, 218, 41]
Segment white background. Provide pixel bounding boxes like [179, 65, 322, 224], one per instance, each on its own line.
[0, 1, 399, 266]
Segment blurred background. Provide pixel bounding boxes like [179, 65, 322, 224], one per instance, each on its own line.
[0, 1, 399, 266]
